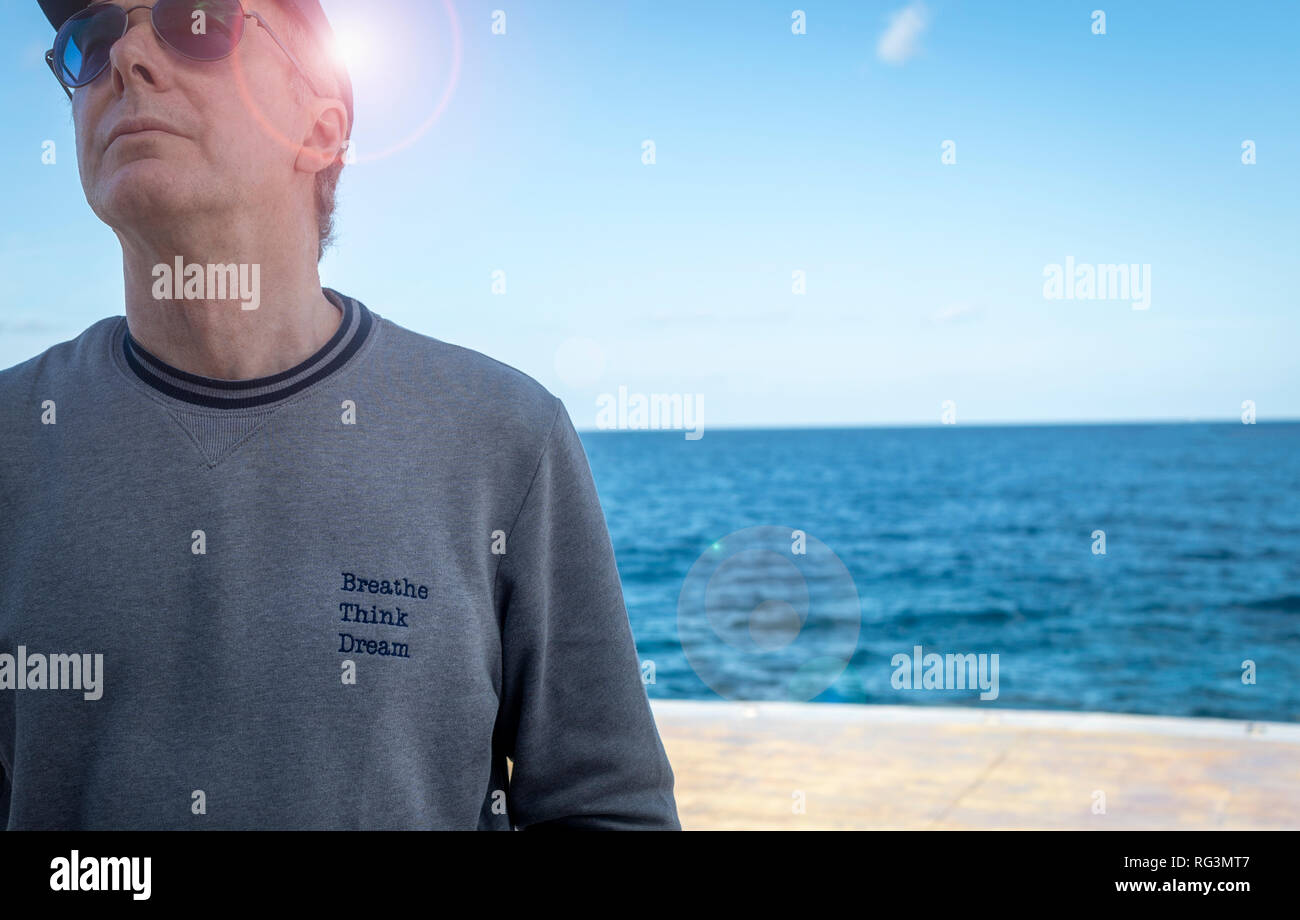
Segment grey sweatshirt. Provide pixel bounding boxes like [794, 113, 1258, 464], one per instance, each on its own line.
[0, 289, 680, 830]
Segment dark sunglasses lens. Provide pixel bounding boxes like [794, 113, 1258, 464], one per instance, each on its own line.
[153, 0, 245, 60]
[55, 6, 125, 87]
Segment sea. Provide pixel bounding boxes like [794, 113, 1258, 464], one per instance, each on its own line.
[580, 422, 1300, 723]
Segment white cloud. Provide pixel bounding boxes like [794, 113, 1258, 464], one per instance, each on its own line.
[877, 3, 930, 66]
[23, 41, 50, 71]
[932, 303, 979, 325]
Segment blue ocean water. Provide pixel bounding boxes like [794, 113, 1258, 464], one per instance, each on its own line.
[580, 423, 1300, 722]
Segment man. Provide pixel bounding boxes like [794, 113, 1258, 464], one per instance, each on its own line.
[0, 0, 680, 830]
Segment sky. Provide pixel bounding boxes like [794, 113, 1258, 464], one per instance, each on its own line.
[1, 0, 1297, 429]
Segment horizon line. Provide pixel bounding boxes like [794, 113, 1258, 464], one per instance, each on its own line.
[574, 417, 1300, 434]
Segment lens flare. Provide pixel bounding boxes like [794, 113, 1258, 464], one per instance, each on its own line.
[323, 0, 464, 166]
[222, 0, 463, 168]
[329, 31, 370, 73]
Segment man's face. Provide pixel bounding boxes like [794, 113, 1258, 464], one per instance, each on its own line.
[71, 0, 310, 241]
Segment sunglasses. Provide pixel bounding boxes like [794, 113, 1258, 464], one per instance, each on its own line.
[45, 0, 324, 101]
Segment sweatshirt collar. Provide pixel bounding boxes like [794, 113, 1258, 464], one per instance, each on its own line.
[120, 288, 373, 410]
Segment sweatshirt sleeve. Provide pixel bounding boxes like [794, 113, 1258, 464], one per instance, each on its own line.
[0, 761, 9, 830]
[494, 398, 681, 830]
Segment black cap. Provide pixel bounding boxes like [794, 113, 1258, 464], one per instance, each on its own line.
[38, 0, 353, 139]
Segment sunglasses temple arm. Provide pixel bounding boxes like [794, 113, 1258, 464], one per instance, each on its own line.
[46, 50, 74, 101]
[246, 13, 327, 101]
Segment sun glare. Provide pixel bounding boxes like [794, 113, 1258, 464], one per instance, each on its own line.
[329, 29, 372, 73]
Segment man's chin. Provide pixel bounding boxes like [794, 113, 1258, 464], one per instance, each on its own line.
[93, 162, 203, 228]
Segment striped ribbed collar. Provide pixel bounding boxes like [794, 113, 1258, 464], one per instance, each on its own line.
[121, 287, 374, 410]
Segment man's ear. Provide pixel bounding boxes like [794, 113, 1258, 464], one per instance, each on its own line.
[295, 98, 349, 174]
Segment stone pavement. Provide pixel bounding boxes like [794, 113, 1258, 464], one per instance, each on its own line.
[649, 699, 1300, 830]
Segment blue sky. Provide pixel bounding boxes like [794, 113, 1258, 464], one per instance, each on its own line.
[2, 0, 1296, 428]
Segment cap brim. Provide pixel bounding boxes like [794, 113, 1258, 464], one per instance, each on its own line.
[38, 0, 91, 30]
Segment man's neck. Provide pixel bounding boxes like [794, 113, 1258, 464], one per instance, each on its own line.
[117, 225, 342, 381]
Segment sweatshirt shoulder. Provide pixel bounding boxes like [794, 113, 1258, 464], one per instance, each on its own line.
[372, 314, 562, 441]
[0, 316, 121, 406]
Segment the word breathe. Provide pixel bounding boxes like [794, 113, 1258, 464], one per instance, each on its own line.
[152, 257, 261, 311]
[1042, 256, 1150, 310]
[891, 644, 1000, 701]
[50, 851, 151, 900]
[340, 571, 429, 599]
[0, 646, 103, 700]
[596, 385, 704, 440]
